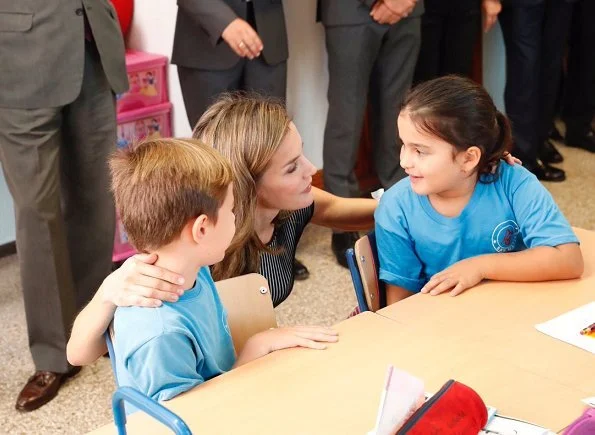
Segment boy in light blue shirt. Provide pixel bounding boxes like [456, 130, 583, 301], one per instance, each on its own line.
[108, 138, 338, 410]
[375, 77, 583, 304]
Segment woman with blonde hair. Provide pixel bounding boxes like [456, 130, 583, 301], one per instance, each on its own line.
[67, 93, 378, 364]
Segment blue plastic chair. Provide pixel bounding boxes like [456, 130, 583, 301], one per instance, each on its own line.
[112, 387, 192, 435]
[346, 232, 386, 313]
[105, 327, 192, 434]
[105, 328, 119, 385]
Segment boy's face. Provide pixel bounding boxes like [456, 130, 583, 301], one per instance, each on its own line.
[207, 184, 236, 263]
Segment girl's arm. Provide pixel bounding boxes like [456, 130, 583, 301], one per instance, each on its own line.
[67, 254, 185, 365]
[311, 187, 377, 231]
[421, 243, 584, 296]
[479, 243, 583, 282]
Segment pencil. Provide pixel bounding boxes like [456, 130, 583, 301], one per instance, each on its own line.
[579, 322, 595, 335]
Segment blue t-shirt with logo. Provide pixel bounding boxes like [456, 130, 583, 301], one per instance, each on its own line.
[113, 266, 236, 411]
[375, 162, 579, 293]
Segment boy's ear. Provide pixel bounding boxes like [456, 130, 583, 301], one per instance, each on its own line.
[461, 146, 482, 172]
[190, 214, 209, 243]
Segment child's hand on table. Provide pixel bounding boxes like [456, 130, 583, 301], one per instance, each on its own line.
[420, 257, 485, 297]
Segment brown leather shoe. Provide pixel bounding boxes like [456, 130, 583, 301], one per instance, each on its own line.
[15, 367, 81, 412]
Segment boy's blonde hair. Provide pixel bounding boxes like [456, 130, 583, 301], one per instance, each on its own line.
[110, 138, 233, 252]
[192, 93, 291, 281]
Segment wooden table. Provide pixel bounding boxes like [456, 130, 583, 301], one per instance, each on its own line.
[376, 227, 595, 430]
[90, 229, 595, 434]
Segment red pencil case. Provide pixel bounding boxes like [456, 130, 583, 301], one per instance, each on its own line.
[396, 380, 488, 434]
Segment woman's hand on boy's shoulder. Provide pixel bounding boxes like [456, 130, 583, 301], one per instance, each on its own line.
[420, 257, 486, 297]
[100, 253, 185, 308]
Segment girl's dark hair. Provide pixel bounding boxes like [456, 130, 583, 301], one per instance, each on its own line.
[402, 75, 512, 181]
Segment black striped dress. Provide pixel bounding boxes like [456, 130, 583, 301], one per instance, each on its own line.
[259, 203, 314, 307]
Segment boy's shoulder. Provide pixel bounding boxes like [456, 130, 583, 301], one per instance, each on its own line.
[114, 305, 167, 352]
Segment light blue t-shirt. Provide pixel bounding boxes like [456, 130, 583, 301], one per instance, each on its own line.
[113, 266, 236, 411]
[375, 162, 579, 293]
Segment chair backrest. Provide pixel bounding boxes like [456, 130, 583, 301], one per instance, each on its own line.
[105, 273, 275, 433]
[346, 232, 386, 313]
[215, 273, 277, 355]
[105, 324, 118, 385]
[107, 273, 276, 383]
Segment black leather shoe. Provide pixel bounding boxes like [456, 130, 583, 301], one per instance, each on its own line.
[539, 140, 564, 164]
[331, 232, 360, 269]
[525, 158, 566, 182]
[565, 128, 595, 153]
[293, 258, 309, 281]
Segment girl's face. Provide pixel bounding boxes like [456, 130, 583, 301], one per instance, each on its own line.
[256, 122, 317, 211]
[398, 112, 474, 197]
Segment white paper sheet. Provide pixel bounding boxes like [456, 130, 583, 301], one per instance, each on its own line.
[535, 302, 595, 354]
[480, 415, 554, 435]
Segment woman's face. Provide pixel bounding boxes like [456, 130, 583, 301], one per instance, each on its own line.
[256, 122, 317, 211]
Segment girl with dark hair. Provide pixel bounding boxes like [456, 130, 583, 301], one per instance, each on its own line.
[375, 76, 583, 305]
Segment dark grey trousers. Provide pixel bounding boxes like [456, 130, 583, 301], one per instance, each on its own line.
[177, 58, 287, 129]
[322, 18, 421, 199]
[0, 42, 116, 373]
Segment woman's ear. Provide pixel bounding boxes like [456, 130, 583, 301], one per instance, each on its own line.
[190, 214, 209, 243]
[460, 146, 481, 173]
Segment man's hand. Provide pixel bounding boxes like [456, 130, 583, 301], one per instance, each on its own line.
[370, 1, 402, 25]
[420, 257, 485, 297]
[482, 0, 502, 33]
[383, 0, 417, 18]
[221, 18, 263, 59]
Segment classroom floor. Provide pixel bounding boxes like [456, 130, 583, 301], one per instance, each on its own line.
[1, 141, 594, 434]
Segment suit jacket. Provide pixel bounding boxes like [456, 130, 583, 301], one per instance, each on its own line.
[0, 0, 128, 109]
[172, 0, 288, 70]
[317, 0, 424, 27]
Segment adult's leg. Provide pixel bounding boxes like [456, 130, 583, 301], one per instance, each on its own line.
[61, 41, 118, 311]
[498, 2, 564, 180]
[323, 23, 382, 199]
[441, 0, 481, 77]
[413, 0, 445, 84]
[369, 18, 421, 189]
[563, 0, 595, 152]
[538, 0, 573, 145]
[323, 23, 383, 267]
[498, 2, 544, 164]
[0, 108, 76, 376]
[243, 57, 287, 101]
[177, 63, 243, 129]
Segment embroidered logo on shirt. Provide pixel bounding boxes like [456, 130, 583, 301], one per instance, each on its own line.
[491, 220, 520, 252]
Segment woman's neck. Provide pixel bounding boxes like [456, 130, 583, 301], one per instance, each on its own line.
[254, 203, 280, 244]
[152, 246, 202, 291]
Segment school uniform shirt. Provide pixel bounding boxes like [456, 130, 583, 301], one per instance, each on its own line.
[113, 266, 235, 412]
[375, 162, 579, 293]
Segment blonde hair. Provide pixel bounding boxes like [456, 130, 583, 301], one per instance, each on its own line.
[110, 138, 233, 252]
[193, 93, 291, 280]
